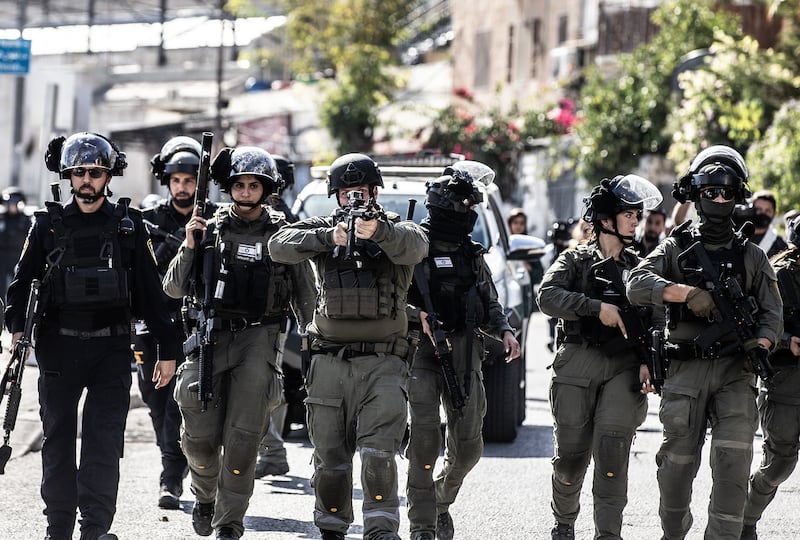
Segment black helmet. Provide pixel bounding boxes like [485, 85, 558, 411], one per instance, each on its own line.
[583, 174, 663, 224]
[1, 186, 26, 206]
[673, 145, 749, 203]
[46, 132, 127, 179]
[210, 146, 278, 201]
[425, 161, 494, 213]
[150, 136, 202, 186]
[789, 214, 800, 247]
[273, 155, 295, 194]
[327, 153, 383, 197]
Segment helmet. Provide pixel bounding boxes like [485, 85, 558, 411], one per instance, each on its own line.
[273, 155, 295, 194]
[673, 145, 749, 203]
[1, 186, 26, 206]
[327, 153, 383, 197]
[46, 132, 127, 179]
[789, 214, 800, 247]
[150, 136, 202, 186]
[424, 161, 494, 213]
[583, 174, 663, 223]
[210, 146, 278, 201]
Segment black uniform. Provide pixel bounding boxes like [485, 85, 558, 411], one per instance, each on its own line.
[4, 198, 180, 540]
[133, 198, 215, 494]
[0, 208, 32, 298]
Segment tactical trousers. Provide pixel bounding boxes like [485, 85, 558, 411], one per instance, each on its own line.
[258, 329, 289, 465]
[743, 366, 800, 526]
[36, 330, 132, 540]
[134, 331, 188, 485]
[406, 332, 486, 535]
[657, 356, 758, 540]
[549, 343, 647, 539]
[306, 349, 409, 540]
[175, 324, 282, 538]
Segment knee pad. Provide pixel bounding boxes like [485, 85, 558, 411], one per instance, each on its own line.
[452, 434, 483, 475]
[757, 451, 799, 488]
[360, 447, 397, 504]
[224, 427, 260, 477]
[407, 423, 441, 482]
[553, 450, 590, 486]
[182, 433, 216, 471]
[315, 463, 352, 514]
[597, 432, 632, 479]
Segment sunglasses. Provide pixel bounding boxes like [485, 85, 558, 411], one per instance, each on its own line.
[71, 167, 107, 179]
[699, 186, 735, 201]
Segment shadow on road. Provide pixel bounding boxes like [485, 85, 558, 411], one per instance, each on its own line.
[483, 424, 554, 459]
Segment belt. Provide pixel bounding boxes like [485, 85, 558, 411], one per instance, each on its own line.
[665, 341, 738, 361]
[218, 315, 282, 332]
[312, 340, 404, 360]
[58, 323, 129, 339]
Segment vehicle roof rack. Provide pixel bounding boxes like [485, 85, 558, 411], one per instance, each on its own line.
[372, 151, 464, 167]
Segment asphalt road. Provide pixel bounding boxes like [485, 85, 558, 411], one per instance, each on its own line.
[2, 312, 800, 539]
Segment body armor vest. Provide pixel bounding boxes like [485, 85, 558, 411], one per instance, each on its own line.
[772, 253, 800, 366]
[209, 217, 291, 320]
[318, 242, 398, 320]
[46, 204, 131, 310]
[411, 241, 485, 331]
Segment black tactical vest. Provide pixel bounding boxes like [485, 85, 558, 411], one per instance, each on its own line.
[208, 215, 291, 320]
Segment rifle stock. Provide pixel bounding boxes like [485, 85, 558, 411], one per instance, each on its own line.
[0, 279, 41, 474]
[678, 241, 774, 382]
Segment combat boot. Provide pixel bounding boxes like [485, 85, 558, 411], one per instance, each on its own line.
[436, 511, 454, 540]
[158, 479, 182, 509]
[97, 535, 118, 540]
[411, 532, 435, 540]
[320, 529, 345, 540]
[192, 500, 215, 536]
[254, 459, 290, 478]
[740, 524, 758, 540]
[216, 526, 239, 539]
[551, 521, 575, 539]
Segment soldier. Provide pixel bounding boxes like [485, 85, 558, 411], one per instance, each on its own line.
[405, 162, 520, 540]
[749, 190, 788, 258]
[741, 215, 800, 540]
[4, 132, 181, 540]
[255, 154, 299, 479]
[267, 153, 428, 540]
[626, 145, 783, 539]
[163, 146, 315, 540]
[133, 135, 217, 509]
[537, 173, 663, 539]
[0, 186, 33, 299]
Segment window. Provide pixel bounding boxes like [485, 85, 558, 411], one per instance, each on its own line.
[474, 30, 491, 88]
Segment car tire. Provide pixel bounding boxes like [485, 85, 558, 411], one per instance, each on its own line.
[482, 353, 519, 443]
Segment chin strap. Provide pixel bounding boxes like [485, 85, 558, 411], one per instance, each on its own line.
[231, 197, 262, 208]
[594, 221, 634, 246]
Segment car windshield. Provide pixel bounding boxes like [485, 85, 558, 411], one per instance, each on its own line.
[297, 192, 490, 248]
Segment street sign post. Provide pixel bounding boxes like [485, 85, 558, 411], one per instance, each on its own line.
[0, 39, 31, 75]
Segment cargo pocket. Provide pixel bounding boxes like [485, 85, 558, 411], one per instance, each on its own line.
[174, 360, 200, 410]
[659, 384, 700, 438]
[550, 375, 591, 428]
[305, 395, 345, 449]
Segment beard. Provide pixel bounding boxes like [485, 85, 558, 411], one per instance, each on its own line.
[172, 194, 194, 208]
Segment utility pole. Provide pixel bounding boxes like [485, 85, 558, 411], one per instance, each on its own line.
[215, 0, 226, 141]
[10, 0, 27, 187]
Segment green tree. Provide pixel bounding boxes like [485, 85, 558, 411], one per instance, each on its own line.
[574, 0, 740, 181]
[284, 0, 421, 153]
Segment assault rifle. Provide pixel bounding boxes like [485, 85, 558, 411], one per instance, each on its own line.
[143, 219, 184, 249]
[678, 241, 774, 382]
[335, 190, 381, 260]
[0, 279, 41, 473]
[183, 131, 216, 411]
[590, 256, 664, 392]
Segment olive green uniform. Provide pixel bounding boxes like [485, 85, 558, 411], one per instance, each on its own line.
[537, 244, 650, 539]
[163, 205, 315, 537]
[626, 232, 782, 540]
[404, 235, 513, 536]
[267, 210, 428, 540]
[743, 249, 800, 528]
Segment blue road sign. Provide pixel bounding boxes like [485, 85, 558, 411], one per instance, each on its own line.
[0, 39, 31, 75]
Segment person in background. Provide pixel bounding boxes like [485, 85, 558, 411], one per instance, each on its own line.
[632, 206, 667, 256]
[255, 154, 299, 479]
[741, 215, 800, 539]
[750, 190, 788, 258]
[134, 135, 217, 509]
[0, 187, 33, 299]
[5, 132, 180, 540]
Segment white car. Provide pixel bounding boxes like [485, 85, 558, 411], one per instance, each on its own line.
[284, 162, 544, 442]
